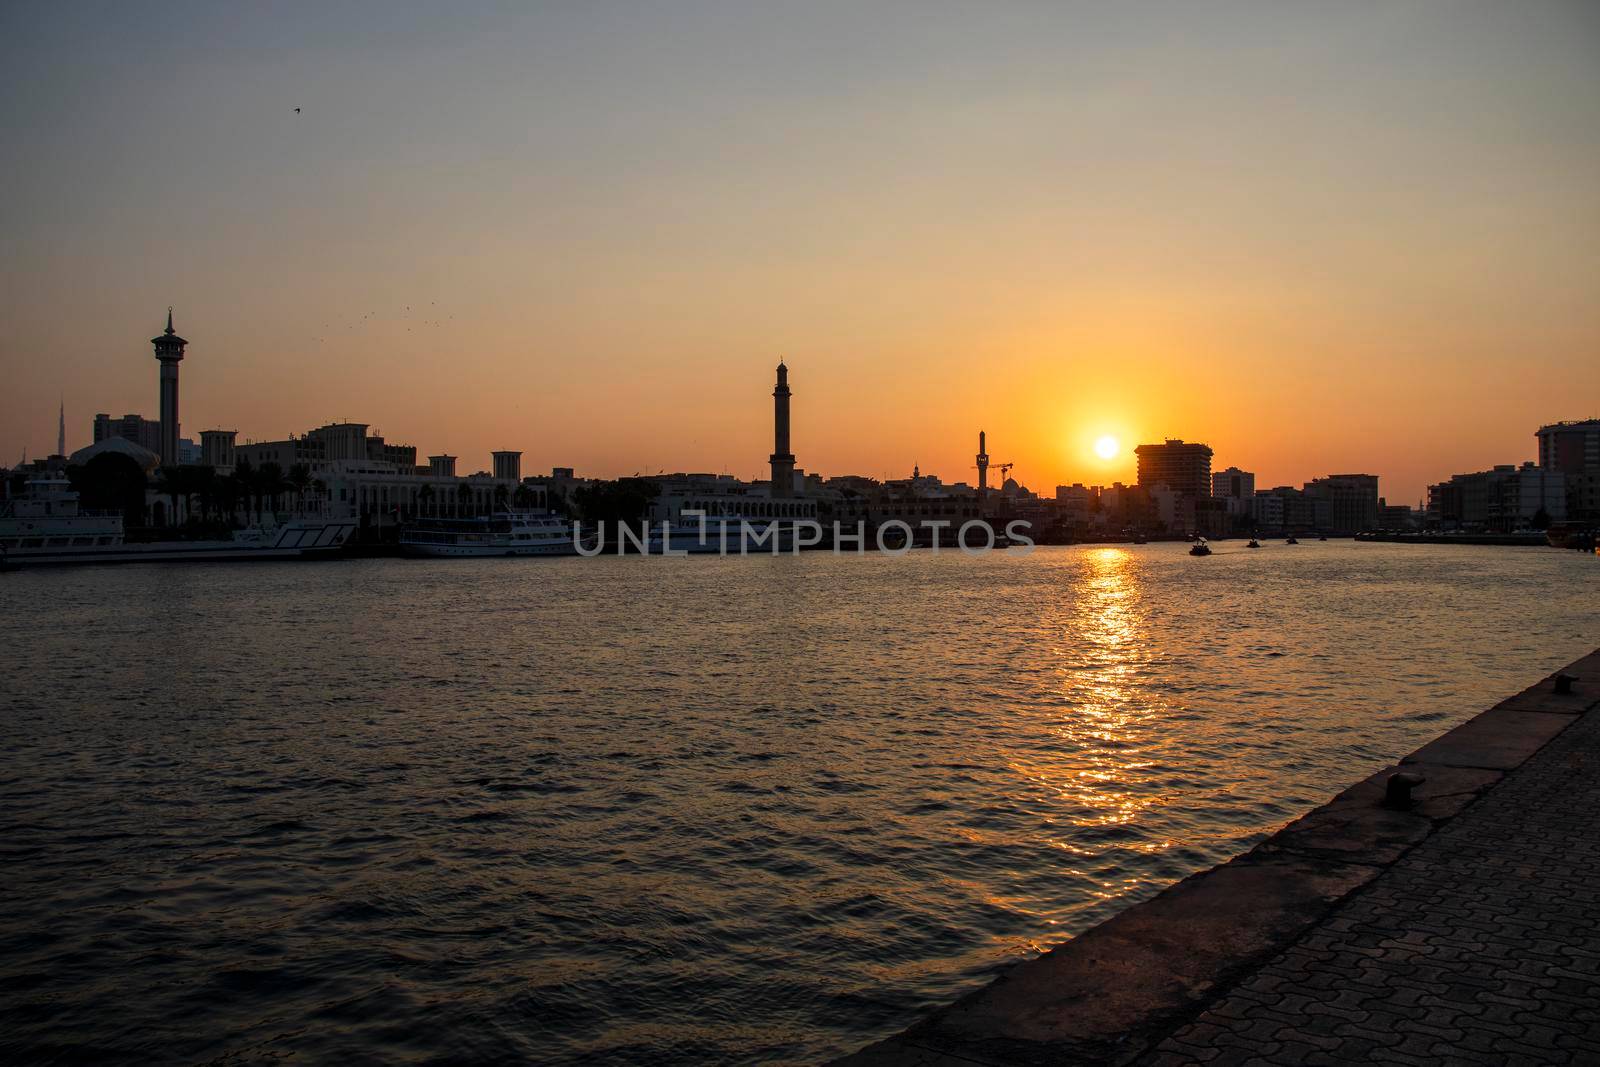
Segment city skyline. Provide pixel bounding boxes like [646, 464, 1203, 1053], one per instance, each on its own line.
[21, 308, 1592, 504]
[5, 2, 1600, 502]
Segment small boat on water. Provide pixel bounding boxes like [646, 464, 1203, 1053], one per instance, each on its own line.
[1285, 535, 1300, 545]
[1247, 538, 1261, 548]
[1189, 538, 1212, 556]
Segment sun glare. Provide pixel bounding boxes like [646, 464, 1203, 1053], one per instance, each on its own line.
[1093, 435, 1120, 460]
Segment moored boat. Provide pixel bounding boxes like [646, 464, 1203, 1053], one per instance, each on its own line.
[0, 472, 355, 567]
[399, 511, 583, 557]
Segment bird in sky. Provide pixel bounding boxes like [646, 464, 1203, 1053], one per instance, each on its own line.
[294, 107, 301, 114]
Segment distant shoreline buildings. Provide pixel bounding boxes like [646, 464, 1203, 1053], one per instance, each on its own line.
[5, 310, 1596, 542]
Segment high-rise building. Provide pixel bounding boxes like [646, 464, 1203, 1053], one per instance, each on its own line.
[1211, 466, 1255, 516]
[769, 361, 795, 497]
[93, 413, 164, 455]
[1135, 439, 1213, 497]
[1536, 420, 1600, 523]
[151, 309, 187, 467]
[1302, 474, 1380, 535]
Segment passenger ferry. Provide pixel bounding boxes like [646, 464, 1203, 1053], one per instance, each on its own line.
[398, 511, 584, 557]
[0, 472, 356, 567]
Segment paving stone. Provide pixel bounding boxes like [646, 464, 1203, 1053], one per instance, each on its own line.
[1140, 698, 1600, 1065]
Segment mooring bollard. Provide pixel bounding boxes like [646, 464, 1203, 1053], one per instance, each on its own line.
[1554, 674, 1577, 695]
[1383, 771, 1426, 809]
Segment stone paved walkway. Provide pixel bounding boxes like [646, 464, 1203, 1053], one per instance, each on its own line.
[1144, 705, 1600, 1066]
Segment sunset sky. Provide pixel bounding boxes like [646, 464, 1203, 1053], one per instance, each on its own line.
[3, 2, 1597, 503]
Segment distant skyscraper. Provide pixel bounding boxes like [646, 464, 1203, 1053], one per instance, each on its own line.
[1135, 439, 1214, 497]
[151, 308, 187, 467]
[770, 361, 795, 497]
[1535, 419, 1600, 522]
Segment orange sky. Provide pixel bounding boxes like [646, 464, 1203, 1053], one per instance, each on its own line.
[3, 3, 1598, 504]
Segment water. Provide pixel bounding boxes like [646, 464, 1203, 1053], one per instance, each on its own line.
[2, 542, 1596, 1064]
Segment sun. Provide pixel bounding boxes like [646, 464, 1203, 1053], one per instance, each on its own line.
[1093, 434, 1120, 460]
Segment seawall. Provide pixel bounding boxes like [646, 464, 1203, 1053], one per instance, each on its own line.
[834, 646, 1600, 1065]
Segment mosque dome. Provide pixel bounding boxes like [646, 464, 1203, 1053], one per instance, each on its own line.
[69, 436, 162, 474]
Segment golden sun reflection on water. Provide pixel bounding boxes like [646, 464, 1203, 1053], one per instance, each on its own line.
[1014, 547, 1179, 899]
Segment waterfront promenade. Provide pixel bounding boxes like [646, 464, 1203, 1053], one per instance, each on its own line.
[839, 647, 1600, 1065]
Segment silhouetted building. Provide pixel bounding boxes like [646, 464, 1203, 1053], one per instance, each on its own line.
[428, 455, 457, 478]
[151, 309, 187, 467]
[1376, 499, 1421, 531]
[1135, 439, 1213, 497]
[770, 361, 796, 497]
[1536, 419, 1600, 523]
[237, 422, 417, 474]
[1211, 466, 1255, 516]
[1302, 474, 1379, 534]
[492, 451, 522, 483]
[1428, 463, 1565, 531]
[200, 429, 237, 472]
[93, 413, 164, 455]
[1252, 486, 1315, 532]
[976, 430, 989, 501]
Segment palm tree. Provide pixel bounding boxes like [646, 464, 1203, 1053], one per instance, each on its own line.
[154, 468, 185, 528]
[230, 457, 255, 523]
[258, 462, 287, 519]
[455, 481, 473, 517]
[493, 483, 510, 514]
[513, 484, 535, 511]
[418, 483, 436, 518]
[190, 465, 219, 525]
[287, 463, 312, 515]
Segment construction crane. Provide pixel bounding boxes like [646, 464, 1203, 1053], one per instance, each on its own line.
[972, 461, 1015, 482]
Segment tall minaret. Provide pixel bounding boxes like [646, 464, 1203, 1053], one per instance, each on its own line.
[976, 429, 989, 500]
[151, 308, 187, 467]
[769, 360, 795, 498]
[57, 397, 65, 458]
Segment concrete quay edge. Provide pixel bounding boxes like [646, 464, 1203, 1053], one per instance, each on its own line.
[831, 647, 1600, 1067]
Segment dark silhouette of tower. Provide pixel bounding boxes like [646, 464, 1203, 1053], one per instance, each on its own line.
[770, 361, 795, 498]
[976, 429, 989, 499]
[151, 308, 187, 467]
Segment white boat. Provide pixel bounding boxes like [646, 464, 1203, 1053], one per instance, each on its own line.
[0, 472, 356, 567]
[398, 511, 584, 557]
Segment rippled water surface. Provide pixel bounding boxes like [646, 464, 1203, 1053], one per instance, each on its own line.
[2, 543, 1597, 1063]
